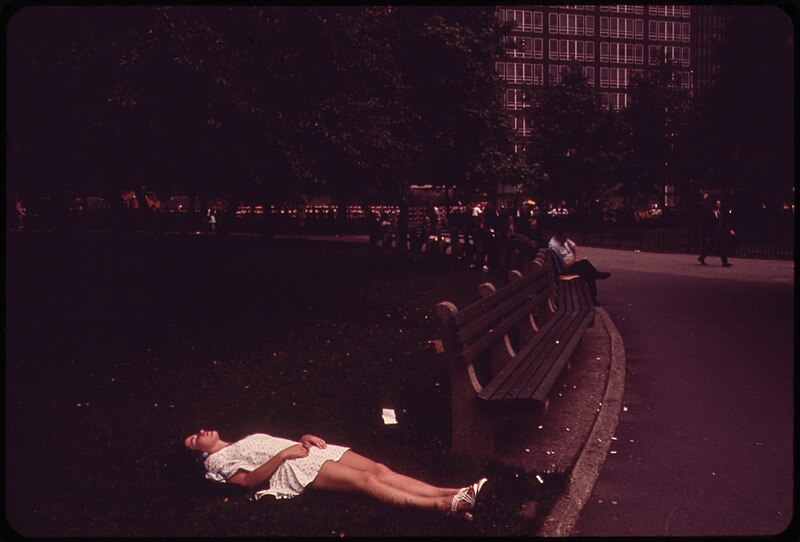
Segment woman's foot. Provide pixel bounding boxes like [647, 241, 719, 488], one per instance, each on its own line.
[449, 478, 488, 516]
[450, 486, 474, 514]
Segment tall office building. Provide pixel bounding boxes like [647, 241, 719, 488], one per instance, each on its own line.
[495, 5, 696, 138]
[691, 5, 728, 98]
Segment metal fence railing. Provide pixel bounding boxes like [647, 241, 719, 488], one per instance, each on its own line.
[567, 220, 794, 261]
[14, 205, 795, 261]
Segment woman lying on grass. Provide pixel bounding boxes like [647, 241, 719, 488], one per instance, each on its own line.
[182, 429, 488, 518]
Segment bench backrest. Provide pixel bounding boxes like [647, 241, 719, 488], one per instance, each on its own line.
[436, 249, 557, 367]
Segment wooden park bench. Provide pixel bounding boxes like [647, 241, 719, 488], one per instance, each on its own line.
[435, 249, 595, 457]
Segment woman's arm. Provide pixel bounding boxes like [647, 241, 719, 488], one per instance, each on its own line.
[227, 444, 309, 490]
[300, 434, 328, 449]
[567, 239, 578, 261]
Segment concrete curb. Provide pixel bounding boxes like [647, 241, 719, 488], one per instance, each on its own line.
[537, 307, 627, 536]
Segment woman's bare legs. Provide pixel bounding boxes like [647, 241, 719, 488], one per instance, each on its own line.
[337, 450, 460, 498]
[313, 460, 468, 513]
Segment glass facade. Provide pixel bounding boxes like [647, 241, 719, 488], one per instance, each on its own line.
[497, 4, 704, 135]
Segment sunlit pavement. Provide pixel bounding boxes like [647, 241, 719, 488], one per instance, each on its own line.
[566, 245, 794, 537]
[579, 245, 794, 285]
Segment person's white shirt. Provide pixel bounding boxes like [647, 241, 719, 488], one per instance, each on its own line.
[548, 236, 576, 266]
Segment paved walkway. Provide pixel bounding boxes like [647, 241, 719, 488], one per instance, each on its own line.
[557, 247, 794, 536]
[580, 246, 794, 285]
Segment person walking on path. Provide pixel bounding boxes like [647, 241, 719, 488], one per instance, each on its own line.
[548, 226, 611, 306]
[698, 198, 735, 267]
[181, 429, 488, 517]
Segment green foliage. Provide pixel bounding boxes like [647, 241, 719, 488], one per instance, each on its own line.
[620, 60, 697, 208]
[7, 6, 521, 210]
[524, 62, 623, 214]
[387, 6, 528, 199]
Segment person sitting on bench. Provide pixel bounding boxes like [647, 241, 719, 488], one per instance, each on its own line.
[548, 226, 611, 306]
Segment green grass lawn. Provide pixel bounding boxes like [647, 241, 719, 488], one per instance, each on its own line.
[6, 233, 565, 537]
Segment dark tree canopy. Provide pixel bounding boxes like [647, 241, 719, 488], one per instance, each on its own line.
[6, 6, 523, 215]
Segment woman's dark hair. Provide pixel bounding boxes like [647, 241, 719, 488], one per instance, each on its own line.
[162, 441, 247, 498]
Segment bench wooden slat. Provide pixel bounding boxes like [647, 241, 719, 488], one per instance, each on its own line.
[477, 279, 594, 402]
[518, 281, 594, 400]
[459, 289, 550, 364]
[477, 309, 576, 400]
[568, 279, 592, 312]
[513, 310, 594, 401]
[479, 308, 594, 402]
[456, 275, 549, 345]
[453, 265, 550, 326]
[527, 311, 595, 401]
[456, 275, 552, 349]
[559, 280, 572, 312]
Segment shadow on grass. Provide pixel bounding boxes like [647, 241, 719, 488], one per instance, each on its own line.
[6, 234, 565, 536]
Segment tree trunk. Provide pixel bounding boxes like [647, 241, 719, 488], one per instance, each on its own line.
[134, 186, 154, 234]
[261, 196, 275, 240]
[337, 202, 347, 233]
[397, 197, 409, 261]
[106, 187, 124, 237]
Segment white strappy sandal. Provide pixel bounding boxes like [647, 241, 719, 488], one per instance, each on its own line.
[450, 478, 488, 516]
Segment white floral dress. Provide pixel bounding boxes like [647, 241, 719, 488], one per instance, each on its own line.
[204, 433, 350, 500]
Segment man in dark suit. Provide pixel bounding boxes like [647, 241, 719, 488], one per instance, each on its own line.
[698, 198, 736, 267]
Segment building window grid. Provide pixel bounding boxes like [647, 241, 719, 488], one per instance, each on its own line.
[548, 65, 562, 85]
[505, 89, 528, 110]
[648, 5, 691, 18]
[600, 92, 629, 111]
[549, 13, 595, 36]
[534, 64, 544, 85]
[649, 20, 691, 42]
[550, 5, 595, 10]
[584, 66, 595, 86]
[648, 45, 691, 67]
[498, 62, 534, 84]
[550, 39, 596, 62]
[600, 42, 643, 65]
[599, 67, 641, 89]
[512, 115, 531, 137]
[600, 16, 642, 39]
[505, 9, 533, 32]
[500, 6, 695, 110]
[547, 64, 594, 85]
[533, 12, 544, 32]
[601, 5, 644, 15]
[504, 36, 533, 58]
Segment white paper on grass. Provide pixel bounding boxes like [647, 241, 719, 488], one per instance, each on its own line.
[381, 408, 398, 425]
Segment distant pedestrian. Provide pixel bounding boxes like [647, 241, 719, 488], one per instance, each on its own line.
[548, 226, 611, 306]
[698, 198, 735, 267]
[482, 204, 502, 273]
[367, 210, 380, 248]
[513, 213, 540, 268]
[206, 209, 217, 235]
